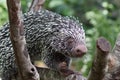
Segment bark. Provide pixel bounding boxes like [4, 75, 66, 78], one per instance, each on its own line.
[88, 37, 111, 80]
[103, 33, 120, 80]
[14, 67, 87, 80]
[36, 67, 87, 80]
[87, 34, 120, 80]
[6, 0, 39, 80]
[29, 0, 45, 12]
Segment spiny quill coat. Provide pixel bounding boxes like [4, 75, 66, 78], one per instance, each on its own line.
[0, 8, 87, 80]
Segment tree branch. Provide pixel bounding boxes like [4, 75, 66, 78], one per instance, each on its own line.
[36, 67, 87, 80]
[88, 37, 111, 80]
[6, 0, 39, 80]
[104, 33, 120, 80]
[29, 0, 45, 12]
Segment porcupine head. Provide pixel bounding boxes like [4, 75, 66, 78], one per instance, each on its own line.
[49, 17, 88, 58]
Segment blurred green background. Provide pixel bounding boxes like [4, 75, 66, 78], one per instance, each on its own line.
[0, 0, 120, 77]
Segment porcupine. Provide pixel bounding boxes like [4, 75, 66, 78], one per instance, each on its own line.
[0, 8, 87, 80]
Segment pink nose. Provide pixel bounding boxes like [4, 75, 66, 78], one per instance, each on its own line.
[73, 45, 87, 57]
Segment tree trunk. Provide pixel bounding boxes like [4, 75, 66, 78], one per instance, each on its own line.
[6, 0, 39, 80]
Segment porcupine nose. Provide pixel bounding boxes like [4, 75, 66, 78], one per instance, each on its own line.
[74, 45, 87, 57]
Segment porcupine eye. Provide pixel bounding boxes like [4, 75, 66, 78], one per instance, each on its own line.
[67, 38, 74, 46]
[65, 37, 75, 50]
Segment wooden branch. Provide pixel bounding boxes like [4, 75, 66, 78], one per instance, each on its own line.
[103, 33, 120, 80]
[14, 67, 87, 80]
[29, 0, 45, 12]
[6, 0, 39, 80]
[36, 67, 87, 80]
[88, 37, 111, 80]
[111, 33, 120, 63]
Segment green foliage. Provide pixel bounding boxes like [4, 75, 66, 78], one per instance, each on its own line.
[85, 1, 120, 46]
[0, 0, 31, 27]
[0, 0, 120, 77]
[0, 0, 8, 26]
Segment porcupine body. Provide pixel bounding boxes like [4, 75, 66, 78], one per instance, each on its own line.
[0, 8, 87, 80]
